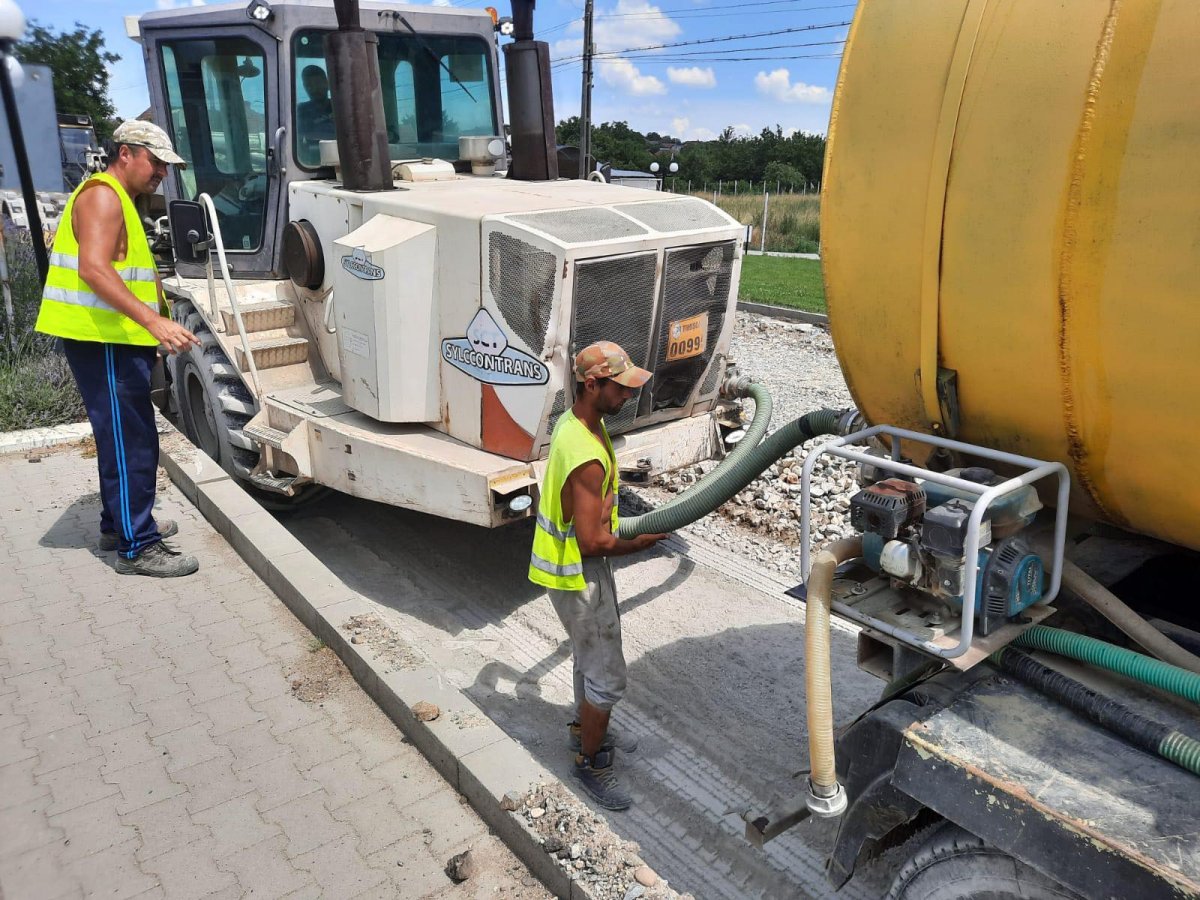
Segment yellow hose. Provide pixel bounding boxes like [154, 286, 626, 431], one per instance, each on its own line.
[804, 536, 862, 816]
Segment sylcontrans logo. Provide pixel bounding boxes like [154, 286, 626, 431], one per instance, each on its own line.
[341, 247, 384, 281]
[442, 309, 548, 386]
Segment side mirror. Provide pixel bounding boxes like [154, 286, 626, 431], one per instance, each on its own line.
[167, 199, 211, 265]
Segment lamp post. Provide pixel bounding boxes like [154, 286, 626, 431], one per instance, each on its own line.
[0, 0, 47, 283]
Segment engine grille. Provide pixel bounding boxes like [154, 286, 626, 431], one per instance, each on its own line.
[510, 208, 648, 244]
[489, 233, 557, 354]
[571, 252, 658, 436]
[617, 198, 733, 233]
[651, 242, 736, 411]
[700, 352, 725, 398]
[545, 388, 566, 437]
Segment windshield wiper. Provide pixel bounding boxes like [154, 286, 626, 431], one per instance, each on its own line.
[388, 12, 477, 103]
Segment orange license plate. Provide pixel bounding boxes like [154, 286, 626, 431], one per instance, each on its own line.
[665, 313, 708, 362]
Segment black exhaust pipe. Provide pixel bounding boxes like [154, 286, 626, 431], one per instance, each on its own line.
[504, 0, 558, 181]
[324, 0, 394, 191]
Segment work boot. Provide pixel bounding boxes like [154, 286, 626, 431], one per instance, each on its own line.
[572, 748, 633, 811]
[115, 541, 199, 578]
[569, 720, 639, 754]
[99, 520, 178, 552]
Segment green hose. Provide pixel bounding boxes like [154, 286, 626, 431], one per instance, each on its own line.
[619, 397, 850, 538]
[1013, 625, 1200, 705]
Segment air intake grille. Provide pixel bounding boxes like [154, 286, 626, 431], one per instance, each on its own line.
[572, 252, 658, 436]
[510, 208, 648, 244]
[618, 198, 733, 233]
[489, 233, 557, 355]
[651, 242, 736, 411]
[545, 388, 566, 437]
[699, 352, 725, 398]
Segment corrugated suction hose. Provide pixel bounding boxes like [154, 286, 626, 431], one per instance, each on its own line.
[804, 536, 863, 817]
[617, 378, 850, 538]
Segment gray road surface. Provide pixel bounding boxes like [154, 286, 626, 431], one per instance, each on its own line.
[280, 491, 902, 900]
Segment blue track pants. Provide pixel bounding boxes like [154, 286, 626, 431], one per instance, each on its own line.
[61, 339, 162, 559]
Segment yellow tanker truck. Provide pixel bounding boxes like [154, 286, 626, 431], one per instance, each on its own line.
[736, 1, 1199, 897]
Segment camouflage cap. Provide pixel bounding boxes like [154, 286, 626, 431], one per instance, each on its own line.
[112, 120, 187, 167]
[574, 340, 652, 388]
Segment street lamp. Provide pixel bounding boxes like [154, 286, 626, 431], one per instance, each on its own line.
[0, 0, 48, 282]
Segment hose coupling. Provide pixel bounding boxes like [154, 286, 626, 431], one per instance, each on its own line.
[804, 779, 847, 818]
[836, 408, 866, 437]
[719, 374, 757, 400]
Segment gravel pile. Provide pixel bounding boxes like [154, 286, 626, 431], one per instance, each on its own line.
[509, 783, 687, 900]
[623, 313, 861, 578]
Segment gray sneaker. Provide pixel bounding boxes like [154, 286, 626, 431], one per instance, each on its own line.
[573, 748, 632, 811]
[569, 720, 639, 754]
[115, 541, 199, 578]
[99, 520, 178, 552]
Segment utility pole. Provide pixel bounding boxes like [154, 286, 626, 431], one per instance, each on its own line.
[578, 0, 594, 180]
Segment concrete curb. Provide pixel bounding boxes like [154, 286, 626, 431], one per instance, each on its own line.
[0, 421, 92, 455]
[158, 428, 595, 900]
[736, 301, 828, 326]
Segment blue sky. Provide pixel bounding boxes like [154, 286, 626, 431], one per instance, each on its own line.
[18, 0, 853, 140]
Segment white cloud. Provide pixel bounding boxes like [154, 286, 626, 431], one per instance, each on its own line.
[554, 0, 680, 98]
[431, 0, 453, 6]
[731, 123, 753, 137]
[754, 69, 832, 105]
[667, 67, 716, 89]
[598, 58, 666, 96]
[690, 127, 716, 141]
[671, 116, 689, 136]
[155, 0, 205, 8]
[594, 0, 681, 49]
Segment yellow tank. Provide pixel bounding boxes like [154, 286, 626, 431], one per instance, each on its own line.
[822, 0, 1200, 551]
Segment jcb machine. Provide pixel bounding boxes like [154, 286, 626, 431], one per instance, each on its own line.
[131, 0, 745, 526]
[742, 2, 1200, 898]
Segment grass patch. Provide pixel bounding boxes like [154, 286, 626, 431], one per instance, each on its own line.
[738, 255, 826, 314]
[1, 222, 86, 431]
[693, 191, 820, 254]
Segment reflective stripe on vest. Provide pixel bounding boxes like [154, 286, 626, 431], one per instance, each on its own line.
[528, 410, 619, 592]
[35, 172, 160, 347]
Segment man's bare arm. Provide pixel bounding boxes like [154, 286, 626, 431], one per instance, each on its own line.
[73, 187, 199, 354]
[568, 461, 667, 557]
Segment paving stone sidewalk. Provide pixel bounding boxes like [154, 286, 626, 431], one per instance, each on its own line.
[0, 442, 550, 900]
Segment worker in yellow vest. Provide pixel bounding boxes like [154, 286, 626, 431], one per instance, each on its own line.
[529, 341, 669, 810]
[35, 120, 202, 577]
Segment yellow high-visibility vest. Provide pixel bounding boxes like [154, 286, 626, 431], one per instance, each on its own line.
[35, 172, 160, 346]
[529, 409, 620, 591]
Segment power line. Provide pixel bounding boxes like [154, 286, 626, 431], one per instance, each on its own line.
[552, 19, 849, 65]
[617, 38, 845, 58]
[538, 1, 852, 37]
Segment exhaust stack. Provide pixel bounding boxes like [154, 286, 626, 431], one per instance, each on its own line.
[504, 0, 559, 181]
[324, 0, 394, 191]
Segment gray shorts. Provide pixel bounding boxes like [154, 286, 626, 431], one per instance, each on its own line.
[547, 556, 626, 713]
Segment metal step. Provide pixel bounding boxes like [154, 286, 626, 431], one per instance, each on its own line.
[236, 334, 310, 371]
[222, 300, 295, 334]
[243, 422, 289, 450]
[249, 471, 298, 494]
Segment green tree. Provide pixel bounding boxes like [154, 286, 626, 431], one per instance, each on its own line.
[14, 21, 120, 141]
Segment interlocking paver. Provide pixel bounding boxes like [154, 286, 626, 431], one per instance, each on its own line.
[0, 447, 545, 900]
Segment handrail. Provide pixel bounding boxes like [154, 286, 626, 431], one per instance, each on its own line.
[197, 192, 261, 396]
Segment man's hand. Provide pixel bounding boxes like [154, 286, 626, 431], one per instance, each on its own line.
[146, 314, 200, 354]
[631, 532, 669, 551]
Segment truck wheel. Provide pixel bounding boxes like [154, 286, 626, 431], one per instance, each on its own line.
[169, 300, 259, 479]
[886, 822, 1080, 900]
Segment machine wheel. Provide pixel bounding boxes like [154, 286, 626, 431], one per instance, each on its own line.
[169, 300, 259, 479]
[885, 823, 1080, 900]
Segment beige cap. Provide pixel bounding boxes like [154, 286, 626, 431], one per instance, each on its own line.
[111, 120, 187, 167]
[574, 340, 652, 388]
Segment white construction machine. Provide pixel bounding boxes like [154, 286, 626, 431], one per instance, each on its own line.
[131, 0, 745, 526]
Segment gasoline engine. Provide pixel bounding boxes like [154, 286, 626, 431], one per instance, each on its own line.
[848, 468, 1046, 636]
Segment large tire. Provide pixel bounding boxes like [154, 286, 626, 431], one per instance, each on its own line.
[169, 300, 259, 479]
[886, 823, 1081, 900]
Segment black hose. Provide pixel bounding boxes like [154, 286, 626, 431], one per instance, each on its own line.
[992, 646, 1200, 776]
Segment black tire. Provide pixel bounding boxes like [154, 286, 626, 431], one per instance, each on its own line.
[885, 822, 1081, 900]
[169, 299, 260, 479]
